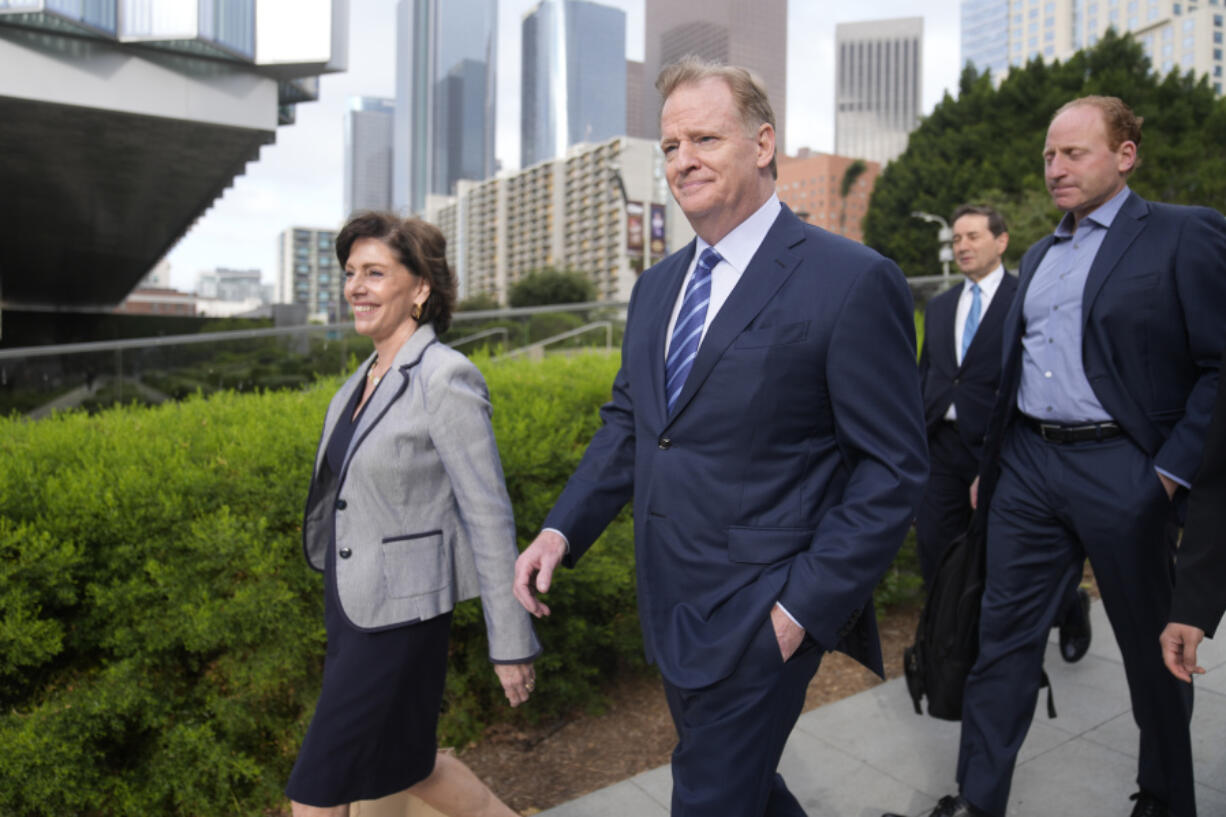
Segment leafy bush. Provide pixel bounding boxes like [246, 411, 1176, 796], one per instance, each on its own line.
[0, 349, 921, 815]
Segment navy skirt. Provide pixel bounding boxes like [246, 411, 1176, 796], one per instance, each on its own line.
[286, 378, 454, 807]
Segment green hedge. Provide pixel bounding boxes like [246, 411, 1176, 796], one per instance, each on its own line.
[0, 349, 920, 816]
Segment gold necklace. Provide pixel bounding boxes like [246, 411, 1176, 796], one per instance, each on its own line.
[367, 356, 382, 387]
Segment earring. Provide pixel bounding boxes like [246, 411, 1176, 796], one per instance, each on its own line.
[411, 302, 423, 321]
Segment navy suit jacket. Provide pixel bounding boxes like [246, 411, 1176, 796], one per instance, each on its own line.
[543, 205, 929, 689]
[981, 192, 1226, 502]
[919, 272, 1018, 459]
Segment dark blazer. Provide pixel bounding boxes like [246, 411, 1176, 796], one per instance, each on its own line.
[919, 271, 1018, 458]
[1170, 348, 1226, 638]
[543, 205, 929, 690]
[980, 192, 1226, 503]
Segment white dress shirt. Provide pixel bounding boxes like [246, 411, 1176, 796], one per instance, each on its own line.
[944, 264, 1006, 422]
[664, 194, 783, 356]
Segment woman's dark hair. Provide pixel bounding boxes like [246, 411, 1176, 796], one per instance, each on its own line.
[335, 211, 457, 333]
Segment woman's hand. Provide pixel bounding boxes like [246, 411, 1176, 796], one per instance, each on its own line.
[493, 662, 535, 708]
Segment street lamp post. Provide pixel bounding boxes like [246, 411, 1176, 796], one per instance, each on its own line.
[910, 210, 954, 278]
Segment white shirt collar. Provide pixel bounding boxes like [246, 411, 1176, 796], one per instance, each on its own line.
[694, 194, 782, 273]
[965, 264, 1005, 301]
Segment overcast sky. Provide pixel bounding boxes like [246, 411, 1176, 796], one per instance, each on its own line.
[163, 0, 962, 292]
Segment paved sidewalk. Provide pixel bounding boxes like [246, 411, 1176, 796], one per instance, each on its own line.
[540, 600, 1226, 816]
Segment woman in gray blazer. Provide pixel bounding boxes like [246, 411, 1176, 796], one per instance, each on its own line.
[286, 212, 540, 817]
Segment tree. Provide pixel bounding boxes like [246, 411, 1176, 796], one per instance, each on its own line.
[864, 29, 1226, 276]
[507, 267, 596, 308]
[838, 159, 868, 237]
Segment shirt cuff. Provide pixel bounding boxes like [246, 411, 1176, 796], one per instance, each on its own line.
[775, 601, 802, 629]
[1155, 466, 1190, 490]
[542, 527, 571, 553]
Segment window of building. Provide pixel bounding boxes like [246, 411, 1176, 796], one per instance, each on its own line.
[1217, 30, 1224, 41]
[1090, 32, 1100, 43]
[1216, 47, 1223, 58]
[1046, 28, 1056, 40]
[1186, 17, 1197, 29]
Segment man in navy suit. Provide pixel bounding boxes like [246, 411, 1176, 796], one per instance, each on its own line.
[514, 56, 928, 817]
[917, 205, 1090, 661]
[897, 97, 1226, 817]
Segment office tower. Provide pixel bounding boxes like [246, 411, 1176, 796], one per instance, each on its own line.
[424, 137, 691, 305]
[960, 0, 1225, 96]
[835, 17, 923, 166]
[775, 151, 881, 243]
[642, 0, 788, 151]
[277, 227, 346, 323]
[521, 0, 627, 169]
[345, 97, 395, 216]
[962, 0, 1011, 80]
[394, 0, 497, 215]
[626, 60, 649, 138]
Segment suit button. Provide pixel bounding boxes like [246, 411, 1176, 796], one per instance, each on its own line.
[658, 437, 672, 449]
[953, 377, 960, 385]
[339, 547, 352, 559]
[336, 499, 347, 510]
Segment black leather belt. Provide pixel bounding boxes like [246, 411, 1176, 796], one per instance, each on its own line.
[1023, 415, 1122, 443]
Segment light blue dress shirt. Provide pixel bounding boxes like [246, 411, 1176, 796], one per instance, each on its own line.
[1017, 186, 1132, 424]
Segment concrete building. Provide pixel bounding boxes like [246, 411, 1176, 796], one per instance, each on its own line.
[961, 0, 1225, 95]
[775, 151, 881, 244]
[834, 17, 923, 166]
[642, 0, 788, 151]
[424, 136, 691, 305]
[626, 59, 649, 138]
[394, 0, 497, 215]
[197, 267, 271, 302]
[277, 227, 345, 323]
[0, 0, 347, 315]
[114, 288, 197, 316]
[345, 96, 395, 216]
[521, 0, 627, 169]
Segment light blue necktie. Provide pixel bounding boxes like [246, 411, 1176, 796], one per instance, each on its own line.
[961, 282, 982, 362]
[665, 247, 722, 412]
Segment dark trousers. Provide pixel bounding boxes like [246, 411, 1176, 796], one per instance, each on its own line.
[662, 617, 823, 817]
[916, 421, 980, 586]
[956, 425, 1194, 817]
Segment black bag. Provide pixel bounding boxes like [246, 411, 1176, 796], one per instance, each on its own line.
[903, 511, 1057, 721]
[903, 515, 986, 720]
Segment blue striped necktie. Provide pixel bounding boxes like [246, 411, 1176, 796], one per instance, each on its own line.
[665, 247, 722, 412]
[961, 282, 982, 362]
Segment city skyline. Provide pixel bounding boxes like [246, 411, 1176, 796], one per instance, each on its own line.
[162, 0, 963, 293]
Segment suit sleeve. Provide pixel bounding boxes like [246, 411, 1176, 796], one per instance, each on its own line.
[541, 284, 641, 565]
[776, 258, 930, 649]
[1170, 349, 1226, 638]
[427, 357, 542, 663]
[1154, 207, 1226, 482]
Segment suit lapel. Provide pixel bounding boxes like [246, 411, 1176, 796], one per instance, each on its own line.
[929, 286, 958, 372]
[1081, 193, 1147, 328]
[649, 243, 698, 422]
[959, 272, 1016, 370]
[340, 324, 438, 480]
[665, 209, 804, 424]
[314, 364, 368, 476]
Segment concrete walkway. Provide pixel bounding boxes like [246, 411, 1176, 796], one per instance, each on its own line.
[539, 600, 1226, 817]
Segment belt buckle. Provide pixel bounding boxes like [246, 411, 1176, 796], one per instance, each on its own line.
[1037, 422, 1061, 442]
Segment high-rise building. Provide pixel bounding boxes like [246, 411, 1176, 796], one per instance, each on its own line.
[626, 60, 649, 138]
[197, 268, 270, 303]
[424, 137, 692, 305]
[775, 151, 881, 243]
[521, 0, 627, 169]
[394, 0, 497, 215]
[642, 0, 788, 151]
[834, 17, 923, 166]
[277, 227, 345, 323]
[960, 0, 1225, 96]
[345, 96, 395, 216]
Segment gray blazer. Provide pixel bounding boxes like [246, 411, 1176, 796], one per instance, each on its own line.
[301, 324, 540, 663]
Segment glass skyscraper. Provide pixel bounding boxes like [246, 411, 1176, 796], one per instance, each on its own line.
[520, 0, 627, 169]
[394, 0, 497, 215]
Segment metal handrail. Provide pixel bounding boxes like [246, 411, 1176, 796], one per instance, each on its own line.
[447, 327, 510, 350]
[500, 321, 613, 359]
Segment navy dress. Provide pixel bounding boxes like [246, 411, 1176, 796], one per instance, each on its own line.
[286, 379, 453, 807]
